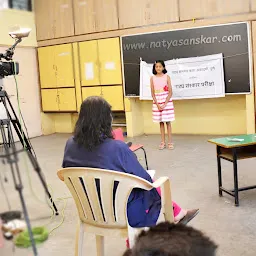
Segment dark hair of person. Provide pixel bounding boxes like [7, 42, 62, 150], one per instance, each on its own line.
[123, 222, 217, 256]
[74, 96, 113, 150]
[152, 60, 167, 75]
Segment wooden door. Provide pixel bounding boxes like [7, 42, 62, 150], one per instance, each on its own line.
[82, 87, 102, 100]
[118, 0, 179, 28]
[179, 0, 249, 20]
[98, 38, 122, 85]
[41, 89, 59, 111]
[35, 0, 54, 40]
[79, 40, 100, 86]
[55, 44, 75, 88]
[53, 0, 75, 38]
[118, 0, 147, 28]
[58, 88, 77, 111]
[94, 0, 118, 31]
[38, 46, 57, 88]
[73, 0, 96, 35]
[102, 86, 124, 111]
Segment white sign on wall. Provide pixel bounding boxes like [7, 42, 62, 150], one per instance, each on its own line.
[140, 53, 225, 100]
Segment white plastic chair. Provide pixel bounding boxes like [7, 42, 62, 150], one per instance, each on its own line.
[57, 167, 174, 256]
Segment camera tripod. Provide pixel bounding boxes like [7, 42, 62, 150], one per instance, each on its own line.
[0, 83, 58, 255]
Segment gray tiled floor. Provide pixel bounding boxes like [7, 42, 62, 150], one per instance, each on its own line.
[1, 134, 256, 255]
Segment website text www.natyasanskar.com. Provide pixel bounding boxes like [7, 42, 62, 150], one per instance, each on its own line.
[123, 34, 242, 51]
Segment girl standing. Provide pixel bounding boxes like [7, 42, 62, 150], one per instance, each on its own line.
[151, 60, 175, 150]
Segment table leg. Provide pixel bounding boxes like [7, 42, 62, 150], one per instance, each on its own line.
[217, 146, 223, 196]
[232, 148, 239, 206]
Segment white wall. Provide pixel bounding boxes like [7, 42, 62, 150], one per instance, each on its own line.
[1, 46, 42, 141]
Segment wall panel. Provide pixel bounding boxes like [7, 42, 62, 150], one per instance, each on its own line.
[118, 0, 179, 28]
[179, 0, 250, 21]
[95, 0, 118, 31]
[74, 0, 118, 35]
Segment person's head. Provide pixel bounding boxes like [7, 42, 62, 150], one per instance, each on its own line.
[74, 96, 113, 151]
[123, 222, 217, 256]
[152, 60, 167, 75]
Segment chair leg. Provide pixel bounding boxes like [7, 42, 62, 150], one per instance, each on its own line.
[128, 226, 136, 249]
[141, 147, 149, 170]
[128, 226, 144, 248]
[75, 221, 84, 256]
[96, 235, 104, 256]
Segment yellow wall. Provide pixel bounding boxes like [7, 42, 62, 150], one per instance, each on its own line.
[41, 113, 76, 134]
[0, 9, 37, 47]
[125, 98, 144, 137]
[140, 95, 247, 135]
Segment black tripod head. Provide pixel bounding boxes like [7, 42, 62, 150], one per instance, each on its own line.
[0, 38, 21, 78]
[0, 38, 22, 61]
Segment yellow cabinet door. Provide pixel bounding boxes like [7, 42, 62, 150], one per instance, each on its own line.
[98, 38, 122, 85]
[58, 88, 77, 111]
[79, 41, 100, 86]
[55, 44, 75, 88]
[82, 86, 102, 100]
[102, 86, 124, 111]
[38, 46, 57, 88]
[41, 89, 59, 111]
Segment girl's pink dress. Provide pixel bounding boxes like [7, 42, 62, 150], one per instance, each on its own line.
[152, 74, 175, 123]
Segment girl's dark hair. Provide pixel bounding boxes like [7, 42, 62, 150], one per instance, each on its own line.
[152, 60, 167, 75]
[74, 96, 113, 150]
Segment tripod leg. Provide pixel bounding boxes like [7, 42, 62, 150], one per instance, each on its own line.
[0, 121, 38, 255]
[26, 151, 59, 215]
[17, 183, 38, 255]
[3, 91, 58, 215]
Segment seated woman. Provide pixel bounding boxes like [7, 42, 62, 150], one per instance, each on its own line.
[62, 96, 198, 228]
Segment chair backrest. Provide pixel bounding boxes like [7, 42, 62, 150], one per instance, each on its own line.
[112, 128, 125, 142]
[58, 167, 154, 229]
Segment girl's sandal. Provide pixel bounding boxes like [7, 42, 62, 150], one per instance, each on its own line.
[159, 142, 166, 150]
[168, 143, 174, 150]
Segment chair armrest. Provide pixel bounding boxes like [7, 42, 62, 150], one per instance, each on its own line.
[147, 170, 155, 179]
[153, 177, 174, 223]
[152, 177, 169, 188]
[57, 169, 65, 181]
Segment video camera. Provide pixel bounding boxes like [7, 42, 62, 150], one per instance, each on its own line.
[0, 28, 31, 78]
[0, 61, 19, 78]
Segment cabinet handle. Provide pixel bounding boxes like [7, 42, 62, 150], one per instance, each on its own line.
[57, 94, 60, 104]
